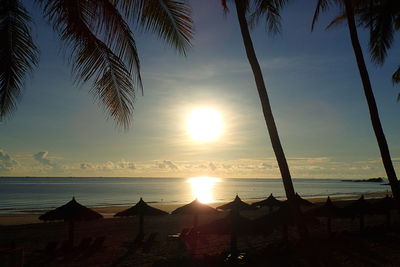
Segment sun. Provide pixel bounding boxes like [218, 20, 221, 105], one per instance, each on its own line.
[187, 108, 223, 142]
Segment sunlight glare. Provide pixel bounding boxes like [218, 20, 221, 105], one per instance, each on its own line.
[188, 176, 220, 203]
[187, 108, 223, 142]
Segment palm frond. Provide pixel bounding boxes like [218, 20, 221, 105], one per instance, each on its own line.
[0, 0, 38, 119]
[38, 0, 135, 129]
[392, 66, 400, 84]
[250, 0, 290, 34]
[311, 0, 332, 31]
[326, 12, 346, 29]
[94, 0, 142, 91]
[366, 1, 395, 64]
[121, 0, 193, 55]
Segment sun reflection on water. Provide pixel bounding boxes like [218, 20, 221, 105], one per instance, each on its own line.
[188, 176, 220, 203]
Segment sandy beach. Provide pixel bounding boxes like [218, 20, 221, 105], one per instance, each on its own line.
[1, 191, 400, 266]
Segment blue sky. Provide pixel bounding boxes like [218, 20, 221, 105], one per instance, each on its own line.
[0, 0, 399, 178]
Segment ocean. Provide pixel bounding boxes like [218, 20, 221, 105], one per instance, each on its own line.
[0, 177, 390, 214]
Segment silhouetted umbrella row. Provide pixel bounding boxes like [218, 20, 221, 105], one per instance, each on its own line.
[38, 194, 397, 248]
[306, 195, 398, 232]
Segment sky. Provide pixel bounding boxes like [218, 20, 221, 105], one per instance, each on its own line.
[0, 0, 399, 178]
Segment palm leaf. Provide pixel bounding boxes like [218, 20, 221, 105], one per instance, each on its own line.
[311, 0, 332, 31]
[92, 0, 142, 91]
[364, 0, 395, 64]
[392, 66, 400, 84]
[121, 0, 193, 55]
[250, 0, 290, 34]
[0, 0, 38, 119]
[39, 0, 135, 129]
[311, 0, 344, 31]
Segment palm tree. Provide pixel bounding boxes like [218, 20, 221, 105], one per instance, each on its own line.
[0, 0, 193, 128]
[221, 0, 308, 238]
[312, 0, 400, 202]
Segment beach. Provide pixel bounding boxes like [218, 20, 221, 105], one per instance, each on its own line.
[1, 191, 400, 266]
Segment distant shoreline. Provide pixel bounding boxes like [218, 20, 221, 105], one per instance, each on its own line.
[0, 176, 389, 180]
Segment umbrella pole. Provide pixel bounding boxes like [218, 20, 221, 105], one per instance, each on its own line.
[386, 211, 391, 228]
[230, 209, 238, 259]
[327, 217, 332, 234]
[282, 224, 288, 242]
[193, 214, 199, 228]
[139, 214, 144, 239]
[69, 221, 74, 246]
[359, 215, 364, 231]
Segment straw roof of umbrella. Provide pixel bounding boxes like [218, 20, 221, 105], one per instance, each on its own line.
[216, 195, 255, 211]
[171, 199, 218, 215]
[114, 198, 168, 217]
[194, 211, 255, 235]
[39, 197, 103, 222]
[251, 194, 283, 208]
[306, 197, 342, 218]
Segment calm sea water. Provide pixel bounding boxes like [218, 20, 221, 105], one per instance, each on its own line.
[0, 177, 390, 214]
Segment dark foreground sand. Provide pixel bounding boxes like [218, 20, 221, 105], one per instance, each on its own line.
[1, 192, 400, 266]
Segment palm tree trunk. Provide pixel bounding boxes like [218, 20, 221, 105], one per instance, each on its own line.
[233, 0, 308, 239]
[344, 0, 400, 202]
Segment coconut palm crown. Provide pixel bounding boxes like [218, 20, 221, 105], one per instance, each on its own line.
[0, 0, 193, 128]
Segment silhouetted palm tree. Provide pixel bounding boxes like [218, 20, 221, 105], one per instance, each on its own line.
[312, 0, 400, 202]
[0, 0, 193, 128]
[221, 0, 308, 238]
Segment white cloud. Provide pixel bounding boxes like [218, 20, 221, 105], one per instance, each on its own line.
[0, 149, 18, 172]
[33, 151, 58, 168]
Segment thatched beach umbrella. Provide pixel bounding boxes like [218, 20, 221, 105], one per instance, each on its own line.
[114, 198, 168, 238]
[343, 195, 372, 231]
[39, 197, 103, 245]
[216, 195, 255, 212]
[252, 193, 284, 213]
[307, 197, 342, 233]
[171, 199, 218, 227]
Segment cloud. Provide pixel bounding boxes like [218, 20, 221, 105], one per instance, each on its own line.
[157, 160, 178, 170]
[33, 151, 58, 168]
[118, 161, 136, 170]
[0, 149, 18, 171]
[80, 163, 93, 170]
[209, 162, 217, 171]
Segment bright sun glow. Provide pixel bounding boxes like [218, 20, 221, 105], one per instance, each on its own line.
[187, 108, 223, 142]
[188, 176, 220, 203]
